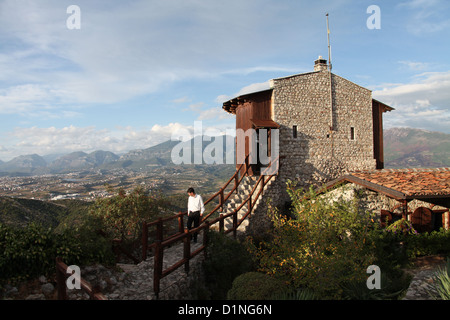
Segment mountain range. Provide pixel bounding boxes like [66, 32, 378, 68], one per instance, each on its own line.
[0, 128, 449, 176]
[0, 138, 232, 176]
[384, 127, 450, 168]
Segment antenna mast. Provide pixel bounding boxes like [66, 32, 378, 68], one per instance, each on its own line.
[326, 13, 332, 71]
[326, 13, 334, 135]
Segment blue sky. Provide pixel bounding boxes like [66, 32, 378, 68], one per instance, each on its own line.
[0, 0, 449, 161]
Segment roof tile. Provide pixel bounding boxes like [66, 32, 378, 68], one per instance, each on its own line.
[349, 168, 450, 197]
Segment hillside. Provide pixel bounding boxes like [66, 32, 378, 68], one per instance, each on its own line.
[0, 197, 92, 229]
[384, 127, 450, 168]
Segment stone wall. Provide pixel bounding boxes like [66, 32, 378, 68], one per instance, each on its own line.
[245, 70, 379, 236]
[322, 182, 449, 227]
[272, 70, 376, 197]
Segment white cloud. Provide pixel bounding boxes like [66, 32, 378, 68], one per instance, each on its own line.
[197, 107, 234, 121]
[0, 0, 294, 109]
[373, 71, 450, 133]
[0, 123, 197, 161]
[236, 81, 272, 97]
[399, 61, 430, 71]
[398, 0, 450, 34]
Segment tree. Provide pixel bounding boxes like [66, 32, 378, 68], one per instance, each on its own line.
[89, 186, 169, 241]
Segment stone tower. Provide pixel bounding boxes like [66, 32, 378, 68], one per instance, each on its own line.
[222, 57, 393, 230]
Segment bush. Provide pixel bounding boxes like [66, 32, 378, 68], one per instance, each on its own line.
[248, 183, 378, 299]
[0, 221, 114, 284]
[403, 228, 450, 258]
[89, 186, 169, 242]
[202, 231, 254, 299]
[227, 272, 287, 300]
[0, 222, 55, 282]
[432, 257, 450, 300]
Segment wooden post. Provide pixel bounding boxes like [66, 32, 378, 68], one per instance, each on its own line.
[56, 257, 68, 300]
[178, 212, 184, 233]
[219, 214, 224, 233]
[446, 211, 450, 230]
[219, 188, 224, 212]
[183, 229, 191, 273]
[234, 175, 239, 194]
[402, 200, 408, 220]
[142, 221, 148, 261]
[233, 210, 237, 239]
[153, 218, 163, 298]
[203, 221, 209, 259]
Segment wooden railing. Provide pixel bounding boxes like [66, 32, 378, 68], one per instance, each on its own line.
[142, 155, 280, 298]
[142, 154, 251, 261]
[202, 154, 251, 221]
[55, 257, 108, 300]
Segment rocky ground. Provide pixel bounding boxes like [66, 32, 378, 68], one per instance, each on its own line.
[402, 255, 447, 300]
[1, 254, 448, 300]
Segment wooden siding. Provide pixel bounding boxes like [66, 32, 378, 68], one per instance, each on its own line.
[372, 100, 384, 169]
[234, 90, 273, 175]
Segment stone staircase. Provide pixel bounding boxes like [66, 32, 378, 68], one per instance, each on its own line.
[215, 175, 275, 235]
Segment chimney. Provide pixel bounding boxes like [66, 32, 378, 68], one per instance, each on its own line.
[314, 56, 328, 72]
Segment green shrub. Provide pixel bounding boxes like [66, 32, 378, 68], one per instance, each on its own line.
[270, 287, 317, 300]
[89, 186, 168, 242]
[432, 257, 450, 300]
[340, 270, 411, 300]
[404, 229, 450, 258]
[0, 221, 114, 284]
[227, 272, 287, 300]
[202, 231, 254, 299]
[0, 222, 54, 282]
[248, 183, 378, 299]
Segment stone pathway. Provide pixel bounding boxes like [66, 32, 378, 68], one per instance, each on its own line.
[402, 255, 447, 300]
[103, 237, 204, 300]
[2, 244, 447, 300]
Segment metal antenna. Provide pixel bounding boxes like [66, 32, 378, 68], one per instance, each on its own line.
[326, 13, 332, 71]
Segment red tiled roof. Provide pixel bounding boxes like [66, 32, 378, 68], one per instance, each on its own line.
[323, 168, 450, 204]
[349, 168, 450, 197]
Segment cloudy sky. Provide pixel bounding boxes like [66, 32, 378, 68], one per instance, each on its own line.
[0, 0, 449, 161]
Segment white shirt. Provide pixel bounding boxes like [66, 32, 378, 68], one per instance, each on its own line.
[188, 194, 205, 215]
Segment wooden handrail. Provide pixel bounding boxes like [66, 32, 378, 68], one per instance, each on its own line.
[142, 154, 251, 260]
[55, 257, 108, 300]
[143, 154, 280, 298]
[202, 154, 250, 220]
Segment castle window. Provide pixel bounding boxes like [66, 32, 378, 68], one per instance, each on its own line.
[350, 127, 355, 140]
[293, 125, 297, 138]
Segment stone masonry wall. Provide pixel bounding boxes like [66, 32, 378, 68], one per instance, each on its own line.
[323, 183, 449, 227]
[246, 70, 379, 236]
[272, 71, 376, 196]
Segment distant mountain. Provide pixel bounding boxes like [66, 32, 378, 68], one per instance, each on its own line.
[49, 150, 119, 172]
[384, 127, 450, 168]
[117, 140, 180, 167]
[4, 128, 446, 176]
[0, 154, 48, 175]
[108, 136, 234, 170]
[0, 136, 235, 176]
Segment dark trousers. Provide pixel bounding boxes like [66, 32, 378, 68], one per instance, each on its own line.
[187, 211, 200, 242]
